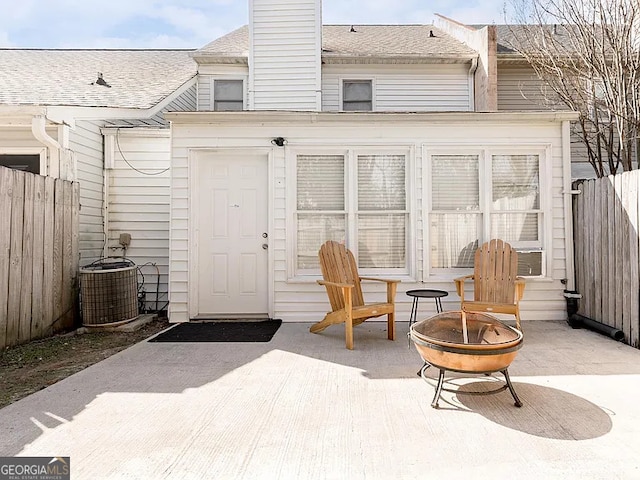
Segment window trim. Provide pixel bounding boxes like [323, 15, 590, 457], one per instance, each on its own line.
[423, 143, 553, 280]
[211, 77, 246, 111]
[287, 145, 415, 281]
[340, 78, 375, 112]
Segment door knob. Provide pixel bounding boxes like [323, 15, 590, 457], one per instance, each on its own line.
[262, 244, 268, 250]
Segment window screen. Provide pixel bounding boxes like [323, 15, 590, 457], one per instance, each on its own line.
[343, 80, 372, 111]
[214, 80, 244, 111]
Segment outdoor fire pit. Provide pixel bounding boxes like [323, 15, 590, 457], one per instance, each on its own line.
[409, 310, 523, 408]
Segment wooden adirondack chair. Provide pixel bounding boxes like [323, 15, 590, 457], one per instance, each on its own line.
[311, 241, 399, 350]
[454, 239, 526, 330]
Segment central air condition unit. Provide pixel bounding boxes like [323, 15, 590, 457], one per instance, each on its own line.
[80, 260, 139, 327]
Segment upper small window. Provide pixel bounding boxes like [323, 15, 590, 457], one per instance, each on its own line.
[343, 80, 372, 111]
[0, 154, 40, 174]
[214, 79, 244, 111]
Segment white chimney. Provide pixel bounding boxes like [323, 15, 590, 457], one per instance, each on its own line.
[248, 0, 322, 111]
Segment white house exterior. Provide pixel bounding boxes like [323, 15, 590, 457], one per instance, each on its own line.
[165, 0, 578, 325]
[167, 110, 577, 324]
[0, 0, 580, 325]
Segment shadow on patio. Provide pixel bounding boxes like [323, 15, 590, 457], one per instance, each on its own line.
[0, 320, 638, 478]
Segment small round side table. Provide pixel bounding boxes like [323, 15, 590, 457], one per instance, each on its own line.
[406, 289, 449, 327]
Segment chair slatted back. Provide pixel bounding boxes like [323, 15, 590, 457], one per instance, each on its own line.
[473, 239, 518, 304]
[318, 241, 365, 310]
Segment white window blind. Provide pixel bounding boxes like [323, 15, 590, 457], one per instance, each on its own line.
[214, 80, 243, 111]
[296, 155, 346, 269]
[294, 151, 409, 274]
[431, 155, 480, 268]
[357, 155, 407, 268]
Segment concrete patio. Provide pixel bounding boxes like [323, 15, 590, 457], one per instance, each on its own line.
[1, 320, 639, 479]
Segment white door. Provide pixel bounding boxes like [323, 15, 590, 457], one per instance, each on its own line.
[196, 153, 269, 316]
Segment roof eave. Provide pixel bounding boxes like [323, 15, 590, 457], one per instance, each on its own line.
[323, 54, 477, 65]
[191, 53, 249, 65]
[166, 110, 580, 125]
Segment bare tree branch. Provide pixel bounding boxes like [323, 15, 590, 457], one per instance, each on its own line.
[506, 0, 640, 176]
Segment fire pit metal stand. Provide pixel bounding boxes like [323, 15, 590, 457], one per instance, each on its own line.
[419, 361, 523, 409]
[409, 310, 524, 409]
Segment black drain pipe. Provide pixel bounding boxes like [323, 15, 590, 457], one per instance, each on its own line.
[564, 290, 625, 342]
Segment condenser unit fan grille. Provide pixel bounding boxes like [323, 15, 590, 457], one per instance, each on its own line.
[80, 262, 138, 326]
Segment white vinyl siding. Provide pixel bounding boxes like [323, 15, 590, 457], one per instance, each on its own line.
[168, 112, 572, 323]
[497, 66, 546, 111]
[250, 0, 321, 110]
[322, 64, 471, 112]
[498, 64, 593, 178]
[149, 83, 197, 124]
[69, 120, 105, 265]
[105, 130, 170, 313]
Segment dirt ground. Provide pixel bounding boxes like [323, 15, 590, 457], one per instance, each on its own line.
[0, 317, 170, 409]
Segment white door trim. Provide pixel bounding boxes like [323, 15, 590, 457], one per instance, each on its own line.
[187, 147, 274, 319]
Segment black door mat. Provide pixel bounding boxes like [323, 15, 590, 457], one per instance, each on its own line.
[148, 319, 282, 343]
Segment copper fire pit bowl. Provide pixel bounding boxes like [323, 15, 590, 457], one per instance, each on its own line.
[409, 311, 523, 408]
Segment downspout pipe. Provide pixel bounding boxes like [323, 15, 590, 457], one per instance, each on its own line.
[468, 56, 478, 111]
[563, 291, 624, 341]
[31, 115, 61, 178]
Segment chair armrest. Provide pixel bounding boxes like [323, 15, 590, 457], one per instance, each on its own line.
[515, 277, 526, 301]
[453, 274, 474, 298]
[359, 277, 400, 284]
[358, 277, 399, 304]
[317, 280, 354, 289]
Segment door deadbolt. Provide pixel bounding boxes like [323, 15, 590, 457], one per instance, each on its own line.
[262, 232, 268, 238]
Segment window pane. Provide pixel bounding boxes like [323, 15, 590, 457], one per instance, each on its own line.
[430, 213, 480, 268]
[213, 101, 243, 112]
[358, 155, 405, 210]
[343, 101, 372, 111]
[214, 80, 243, 100]
[357, 214, 406, 268]
[343, 80, 372, 111]
[491, 213, 539, 242]
[214, 80, 243, 111]
[492, 155, 539, 210]
[297, 214, 346, 268]
[432, 155, 479, 210]
[0, 154, 39, 174]
[343, 81, 372, 101]
[297, 155, 344, 210]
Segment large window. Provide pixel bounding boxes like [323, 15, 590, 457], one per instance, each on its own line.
[213, 79, 244, 111]
[295, 152, 408, 274]
[430, 151, 545, 277]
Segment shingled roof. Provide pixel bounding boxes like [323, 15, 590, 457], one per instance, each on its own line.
[472, 24, 607, 55]
[0, 49, 197, 108]
[196, 25, 477, 61]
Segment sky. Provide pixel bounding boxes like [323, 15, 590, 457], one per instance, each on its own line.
[0, 0, 509, 49]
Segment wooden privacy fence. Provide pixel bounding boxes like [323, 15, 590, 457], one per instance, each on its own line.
[573, 170, 640, 348]
[0, 166, 79, 349]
